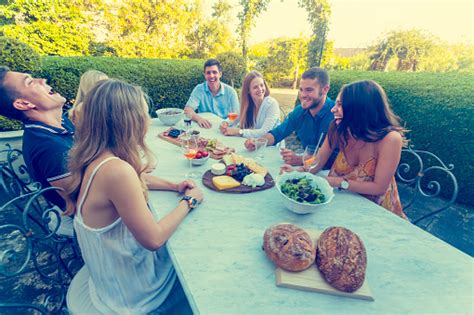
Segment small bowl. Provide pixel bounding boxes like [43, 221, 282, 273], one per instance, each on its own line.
[276, 171, 334, 214]
[191, 155, 210, 166]
[156, 108, 184, 126]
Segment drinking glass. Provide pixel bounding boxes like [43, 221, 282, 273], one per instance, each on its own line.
[182, 136, 202, 179]
[302, 145, 320, 172]
[184, 112, 193, 131]
[276, 139, 286, 161]
[227, 112, 238, 123]
[254, 138, 268, 161]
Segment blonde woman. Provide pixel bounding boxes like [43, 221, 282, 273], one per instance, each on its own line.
[65, 79, 202, 314]
[220, 71, 280, 138]
[69, 70, 108, 124]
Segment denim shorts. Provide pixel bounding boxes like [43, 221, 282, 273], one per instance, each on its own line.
[149, 278, 193, 315]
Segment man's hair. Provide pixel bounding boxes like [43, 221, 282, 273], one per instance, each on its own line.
[0, 66, 24, 121]
[301, 67, 330, 87]
[203, 59, 222, 72]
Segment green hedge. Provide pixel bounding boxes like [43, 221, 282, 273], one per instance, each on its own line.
[327, 70, 473, 206]
[38, 57, 205, 115]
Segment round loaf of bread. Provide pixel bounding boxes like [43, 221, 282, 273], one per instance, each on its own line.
[263, 223, 315, 271]
[316, 226, 367, 292]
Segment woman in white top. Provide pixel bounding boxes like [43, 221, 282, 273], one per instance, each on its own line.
[65, 79, 203, 314]
[220, 71, 280, 138]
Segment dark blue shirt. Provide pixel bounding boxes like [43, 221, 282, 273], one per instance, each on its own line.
[269, 97, 338, 169]
[22, 117, 75, 209]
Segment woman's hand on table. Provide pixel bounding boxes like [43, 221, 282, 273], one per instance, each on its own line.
[197, 117, 212, 129]
[244, 138, 256, 151]
[326, 176, 343, 188]
[219, 121, 228, 134]
[185, 186, 203, 204]
[224, 127, 240, 137]
[176, 180, 195, 193]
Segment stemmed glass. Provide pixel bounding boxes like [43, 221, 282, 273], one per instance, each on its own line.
[302, 145, 320, 173]
[227, 112, 238, 124]
[182, 136, 202, 179]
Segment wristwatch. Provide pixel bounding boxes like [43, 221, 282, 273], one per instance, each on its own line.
[340, 180, 350, 190]
[238, 129, 244, 136]
[181, 195, 198, 211]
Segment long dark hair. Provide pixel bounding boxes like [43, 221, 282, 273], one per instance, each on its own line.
[239, 71, 270, 129]
[328, 80, 406, 149]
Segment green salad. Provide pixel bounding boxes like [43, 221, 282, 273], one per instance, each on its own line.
[280, 177, 326, 204]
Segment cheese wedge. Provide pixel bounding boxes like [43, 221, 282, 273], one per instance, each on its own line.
[243, 158, 268, 176]
[231, 153, 244, 165]
[212, 176, 241, 190]
[222, 154, 234, 166]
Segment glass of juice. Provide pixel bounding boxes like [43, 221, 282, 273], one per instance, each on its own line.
[227, 112, 238, 123]
[182, 136, 202, 178]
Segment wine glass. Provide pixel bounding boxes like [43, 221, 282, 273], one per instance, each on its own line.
[302, 145, 320, 172]
[276, 139, 286, 161]
[182, 136, 202, 179]
[227, 112, 238, 123]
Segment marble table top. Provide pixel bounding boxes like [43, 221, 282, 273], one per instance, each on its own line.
[146, 113, 473, 315]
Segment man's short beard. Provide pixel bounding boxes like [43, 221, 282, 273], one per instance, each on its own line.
[308, 93, 323, 110]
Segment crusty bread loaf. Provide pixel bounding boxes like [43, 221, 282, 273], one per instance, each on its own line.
[263, 223, 316, 271]
[316, 226, 367, 292]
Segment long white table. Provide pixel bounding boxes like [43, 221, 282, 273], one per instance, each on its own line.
[146, 113, 473, 315]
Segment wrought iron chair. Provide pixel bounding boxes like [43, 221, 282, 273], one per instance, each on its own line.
[0, 187, 83, 314]
[396, 145, 458, 226]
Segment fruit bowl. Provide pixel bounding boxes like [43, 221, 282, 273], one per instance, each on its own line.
[156, 108, 184, 126]
[191, 155, 210, 166]
[276, 171, 334, 214]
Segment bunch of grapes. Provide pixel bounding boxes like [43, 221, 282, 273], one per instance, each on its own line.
[168, 129, 182, 138]
[231, 163, 252, 181]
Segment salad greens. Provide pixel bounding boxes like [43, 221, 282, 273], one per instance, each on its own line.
[280, 177, 326, 204]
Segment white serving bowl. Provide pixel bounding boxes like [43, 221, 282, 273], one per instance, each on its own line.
[191, 155, 210, 166]
[276, 171, 335, 214]
[156, 108, 184, 126]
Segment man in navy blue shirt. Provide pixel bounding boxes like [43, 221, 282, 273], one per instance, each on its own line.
[0, 66, 197, 209]
[245, 67, 337, 169]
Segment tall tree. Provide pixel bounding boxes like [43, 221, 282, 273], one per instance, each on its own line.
[369, 29, 436, 72]
[104, 0, 201, 58]
[0, 0, 101, 56]
[298, 0, 331, 68]
[237, 0, 270, 64]
[186, 0, 235, 58]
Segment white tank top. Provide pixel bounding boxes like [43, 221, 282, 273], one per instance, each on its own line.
[73, 157, 176, 314]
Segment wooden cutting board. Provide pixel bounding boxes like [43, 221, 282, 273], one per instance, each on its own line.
[202, 170, 275, 193]
[275, 229, 374, 301]
[157, 128, 234, 160]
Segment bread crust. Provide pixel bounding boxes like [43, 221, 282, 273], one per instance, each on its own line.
[263, 223, 316, 271]
[316, 226, 367, 292]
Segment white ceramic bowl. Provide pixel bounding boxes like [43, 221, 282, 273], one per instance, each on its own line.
[156, 108, 184, 126]
[191, 155, 210, 166]
[276, 171, 335, 214]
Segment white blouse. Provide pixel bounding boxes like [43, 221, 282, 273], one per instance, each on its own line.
[239, 96, 280, 138]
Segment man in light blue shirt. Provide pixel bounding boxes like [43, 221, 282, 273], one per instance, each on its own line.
[184, 59, 239, 128]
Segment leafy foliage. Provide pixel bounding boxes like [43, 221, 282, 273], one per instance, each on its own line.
[328, 70, 474, 206]
[237, 0, 270, 63]
[0, 36, 40, 72]
[217, 52, 246, 88]
[0, 0, 98, 56]
[37, 57, 204, 112]
[298, 0, 331, 67]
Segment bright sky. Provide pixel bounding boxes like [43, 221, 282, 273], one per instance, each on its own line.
[208, 0, 473, 47]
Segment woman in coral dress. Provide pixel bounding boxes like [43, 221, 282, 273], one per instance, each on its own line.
[282, 80, 407, 219]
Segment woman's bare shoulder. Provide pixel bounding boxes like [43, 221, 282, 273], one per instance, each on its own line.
[379, 131, 403, 149]
[98, 158, 139, 183]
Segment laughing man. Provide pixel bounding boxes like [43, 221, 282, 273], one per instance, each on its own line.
[184, 59, 239, 129]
